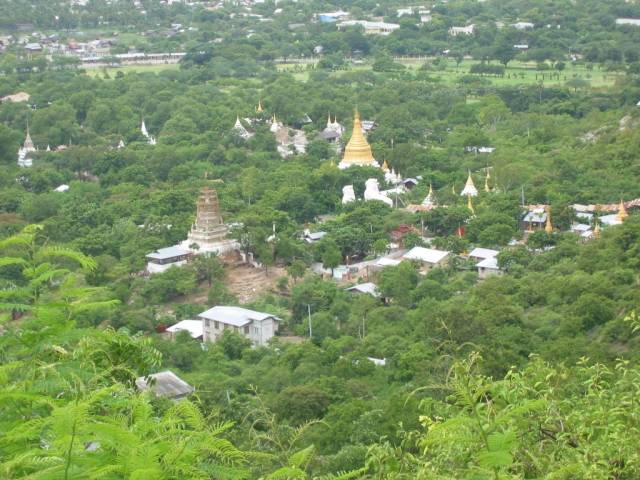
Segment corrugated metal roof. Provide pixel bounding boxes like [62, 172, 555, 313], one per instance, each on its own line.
[135, 371, 193, 399]
[198, 306, 280, 327]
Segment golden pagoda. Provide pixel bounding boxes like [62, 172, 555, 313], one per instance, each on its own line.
[338, 110, 378, 169]
[545, 207, 553, 233]
[617, 199, 628, 222]
[593, 219, 601, 238]
[467, 194, 475, 214]
[256, 99, 264, 113]
[381, 159, 390, 172]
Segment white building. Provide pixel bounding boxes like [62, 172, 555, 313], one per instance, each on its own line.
[449, 25, 475, 36]
[146, 246, 192, 274]
[468, 247, 499, 262]
[403, 247, 450, 271]
[337, 20, 400, 35]
[512, 22, 534, 30]
[165, 319, 203, 340]
[476, 256, 503, 279]
[199, 306, 281, 347]
[616, 18, 640, 26]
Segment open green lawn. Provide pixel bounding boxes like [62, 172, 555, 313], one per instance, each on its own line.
[83, 63, 179, 78]
[277, 58, 625, 89]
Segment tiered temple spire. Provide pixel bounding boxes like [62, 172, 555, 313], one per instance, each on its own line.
[338, 109, 378, 169]
[617, 198, 628, 222]
[181, 186, 237, 254]
[460, 170, 478, 197]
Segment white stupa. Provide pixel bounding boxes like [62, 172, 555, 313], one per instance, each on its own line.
[342, 185, 356, 204]
[460, 171, 478, 197]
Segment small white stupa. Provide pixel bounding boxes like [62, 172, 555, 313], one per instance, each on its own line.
[342, 185, 356, 204]
[364, 178, 393, 206]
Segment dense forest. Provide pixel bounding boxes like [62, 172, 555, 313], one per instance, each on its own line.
[2, 0, 640, 478]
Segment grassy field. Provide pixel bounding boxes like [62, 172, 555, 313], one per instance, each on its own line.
[83, 63, 179, 78]
[278, 58, 624, 89]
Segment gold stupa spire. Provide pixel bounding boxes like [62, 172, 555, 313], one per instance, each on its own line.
[381, 159, 390, 172]
[617, 198, 628, 222]
[593, 219, 601, 238]
[484, 170, 491, 193]
[467, 194, 475, 214]
[545, 206, 553, 233]
[340, 109, 376, 167]
[428, 183, 433, 197]
[256, 99, 264, 113]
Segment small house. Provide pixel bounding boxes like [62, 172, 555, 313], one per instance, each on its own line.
[402, 246, 450, 271]
[165, 319, 203, 340]
[468, 247, 499, 263]
[199, 306, 280, 347]
[146, 246, 192, 274]
[346, 282, 380, 298]
[476, 257, 503, 279]
[135, 371, 194, 400]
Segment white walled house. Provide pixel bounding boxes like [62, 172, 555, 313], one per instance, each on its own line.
[146, 246, 192, 274]
[199, 306, 280, 347]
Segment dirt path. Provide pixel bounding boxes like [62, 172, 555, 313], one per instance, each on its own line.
[224, 263, 286, 303]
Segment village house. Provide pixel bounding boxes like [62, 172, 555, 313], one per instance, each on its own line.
[468, 247, 499, 263]
[476, 256, 503, 279]
[521, 208, 547, 232]
[345, 282, 380, 298]
[199, 306, 281, 347]
[402, 246, 451, 272]
[165, 319, 203, 340]
[135, 371, 194, 400]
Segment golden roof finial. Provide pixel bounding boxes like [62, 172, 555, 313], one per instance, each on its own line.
[617, 198, 628, 222]
[467, 194, 475, 214]
[428, 182, 433, 197]
[545, 206, 553, 233]
[256, 99, 263, 113]
[593, 219, 601, 238]
[381, 159, 390, 172]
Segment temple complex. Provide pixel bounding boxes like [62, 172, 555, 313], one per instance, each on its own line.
[232, 116, 253, 140]
[180, 186, 238, 254]
[338, 110, 379, 169]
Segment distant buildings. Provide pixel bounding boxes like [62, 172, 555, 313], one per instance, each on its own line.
[337, 20, 400, 35]
[199, 306, 281, 347]
[449, 25, 475, 36]
[615, 18, 640, 26]
[512, 22, 534, 30]
[146, 246, 193, 274]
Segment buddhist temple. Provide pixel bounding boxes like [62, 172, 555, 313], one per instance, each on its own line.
[17, 123, 36, 168]
[232, 116, 252, 140]
[460, 171, 478, 197]
[338, 110, 379, 169]
[180, 187, 238, 254]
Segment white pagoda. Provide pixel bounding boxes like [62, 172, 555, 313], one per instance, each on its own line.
[17, 125, 36, 168]
[460, 171, 478, 197]
[180, 187, 238, 254]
